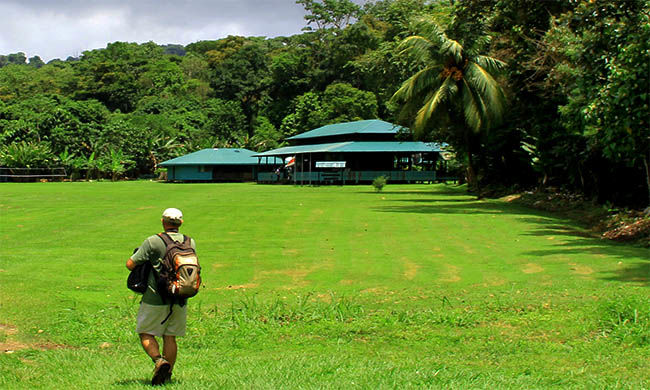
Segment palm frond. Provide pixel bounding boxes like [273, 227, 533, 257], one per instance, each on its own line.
[413, 76, 456, 132]
[391, 65, 443, 103]
[440, 39, 464, 64]
[461, 80, 487, 133]
[393, 17, 507, 138]
[410, 17, 447, 47]
[474, 55, 507, 74]
[464, 36, 492, 57]
[397, 36, 434, 63]
[464, 62, 506, 126]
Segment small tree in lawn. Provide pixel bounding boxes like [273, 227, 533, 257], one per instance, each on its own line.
[373, 175, 387, 192]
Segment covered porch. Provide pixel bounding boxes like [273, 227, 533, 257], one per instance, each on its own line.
[254, 141, 442, 185]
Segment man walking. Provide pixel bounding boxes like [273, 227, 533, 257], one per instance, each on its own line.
[126, 208, 196, 385]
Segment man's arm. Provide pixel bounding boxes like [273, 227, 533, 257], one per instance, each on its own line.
[126, 258, 136, 271]
[128, 238, 152, 270]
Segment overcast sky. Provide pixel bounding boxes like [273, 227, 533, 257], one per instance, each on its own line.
[0, 0, 353, 62]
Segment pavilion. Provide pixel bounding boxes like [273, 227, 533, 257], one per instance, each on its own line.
[254, 120, 444, 184]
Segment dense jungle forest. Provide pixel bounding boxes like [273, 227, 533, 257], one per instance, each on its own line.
[0, 0, 648, 208]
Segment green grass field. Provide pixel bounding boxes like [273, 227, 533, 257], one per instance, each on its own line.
[1, 181, 648, 389]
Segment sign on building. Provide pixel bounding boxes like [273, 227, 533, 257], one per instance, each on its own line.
[315, 161, 346, 168]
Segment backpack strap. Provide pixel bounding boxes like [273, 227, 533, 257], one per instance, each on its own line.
[161, 304, 173, 325]
[159, 232, 190, 248]
[154, 233, 175, 305]
[158, 232, 174, 247]
[156, 233, 174, 272]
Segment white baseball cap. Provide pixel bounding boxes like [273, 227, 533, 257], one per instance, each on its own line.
[162, 208, 183, 224]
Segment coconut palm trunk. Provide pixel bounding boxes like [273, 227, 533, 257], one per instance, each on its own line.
[465, 130, 479, 192]
[643, 152, 650, 210]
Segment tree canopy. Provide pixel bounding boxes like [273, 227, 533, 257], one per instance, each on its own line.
[0, 0, 648, 207]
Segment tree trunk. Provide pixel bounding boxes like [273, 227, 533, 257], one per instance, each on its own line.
[464, 129, 479, 195]
[466, 149, 477, 192]
[643, 155, 650, 208]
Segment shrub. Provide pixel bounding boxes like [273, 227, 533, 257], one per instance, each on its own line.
[372, 175, 387, 192]
[0, 141, 56, 168]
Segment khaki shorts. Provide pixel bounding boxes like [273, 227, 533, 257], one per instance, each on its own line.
[136, 303, 187, 337]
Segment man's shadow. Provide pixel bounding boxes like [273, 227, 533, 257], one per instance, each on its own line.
[114, 377, 183, 386]
[113, 378, 158, 386]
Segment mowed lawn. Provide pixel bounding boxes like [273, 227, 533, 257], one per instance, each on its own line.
[0, 181, 648, 389]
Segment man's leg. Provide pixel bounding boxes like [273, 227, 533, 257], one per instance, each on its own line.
[139, 333, 162, 361]
[141, 333, 172, 385]
[162, 335, 177, 368]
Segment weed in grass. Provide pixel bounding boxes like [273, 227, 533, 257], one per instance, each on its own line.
[598, 296, 650, 346]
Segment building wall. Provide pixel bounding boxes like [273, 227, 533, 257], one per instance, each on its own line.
[212, 165, 255, 182]
[167, 165, 211, 181]
[167, 165, 261, 182]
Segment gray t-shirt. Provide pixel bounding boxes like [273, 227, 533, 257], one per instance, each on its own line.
[132, 232, 196, 305]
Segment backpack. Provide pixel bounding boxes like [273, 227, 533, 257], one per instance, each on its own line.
[127, 247, 151, 294]
[127, 262, 152, 294]
[156, 232, 201, 300]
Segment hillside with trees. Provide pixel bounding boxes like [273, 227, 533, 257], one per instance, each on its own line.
[0, 0, 648, 209]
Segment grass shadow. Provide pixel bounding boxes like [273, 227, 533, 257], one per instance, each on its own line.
[518, 222, 596, 239]
[601, 261, 650, 285]
[522, 235, 650, 286]
[375, 199, 539, 216]
[357, 184, 470, 197]
[397, 198, 477, 203]
[358, 190, 471, 196]
[113, 378, 151, 386]
[373, 194, 650, 285]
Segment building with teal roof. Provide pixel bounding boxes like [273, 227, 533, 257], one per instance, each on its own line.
[160, 148, 282, 182]
[254, 119, 447, 184]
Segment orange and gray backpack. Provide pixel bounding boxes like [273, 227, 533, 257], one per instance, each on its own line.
[157, 232, 201, 300]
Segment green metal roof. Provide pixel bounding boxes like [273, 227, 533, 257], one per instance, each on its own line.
[253, 141, 443, 157]
[286, 119, 408, 140]
[160, 148, 282, 166]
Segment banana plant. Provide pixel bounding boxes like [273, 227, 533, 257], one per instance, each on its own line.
[107, 148, 134, 181]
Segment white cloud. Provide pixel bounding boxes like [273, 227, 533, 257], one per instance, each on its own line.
[0, 0, 310, 61]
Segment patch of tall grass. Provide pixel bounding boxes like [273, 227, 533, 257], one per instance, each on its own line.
[598, 295, 650, 346]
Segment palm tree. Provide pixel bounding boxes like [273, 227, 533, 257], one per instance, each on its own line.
[391, 19, 507, 191]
